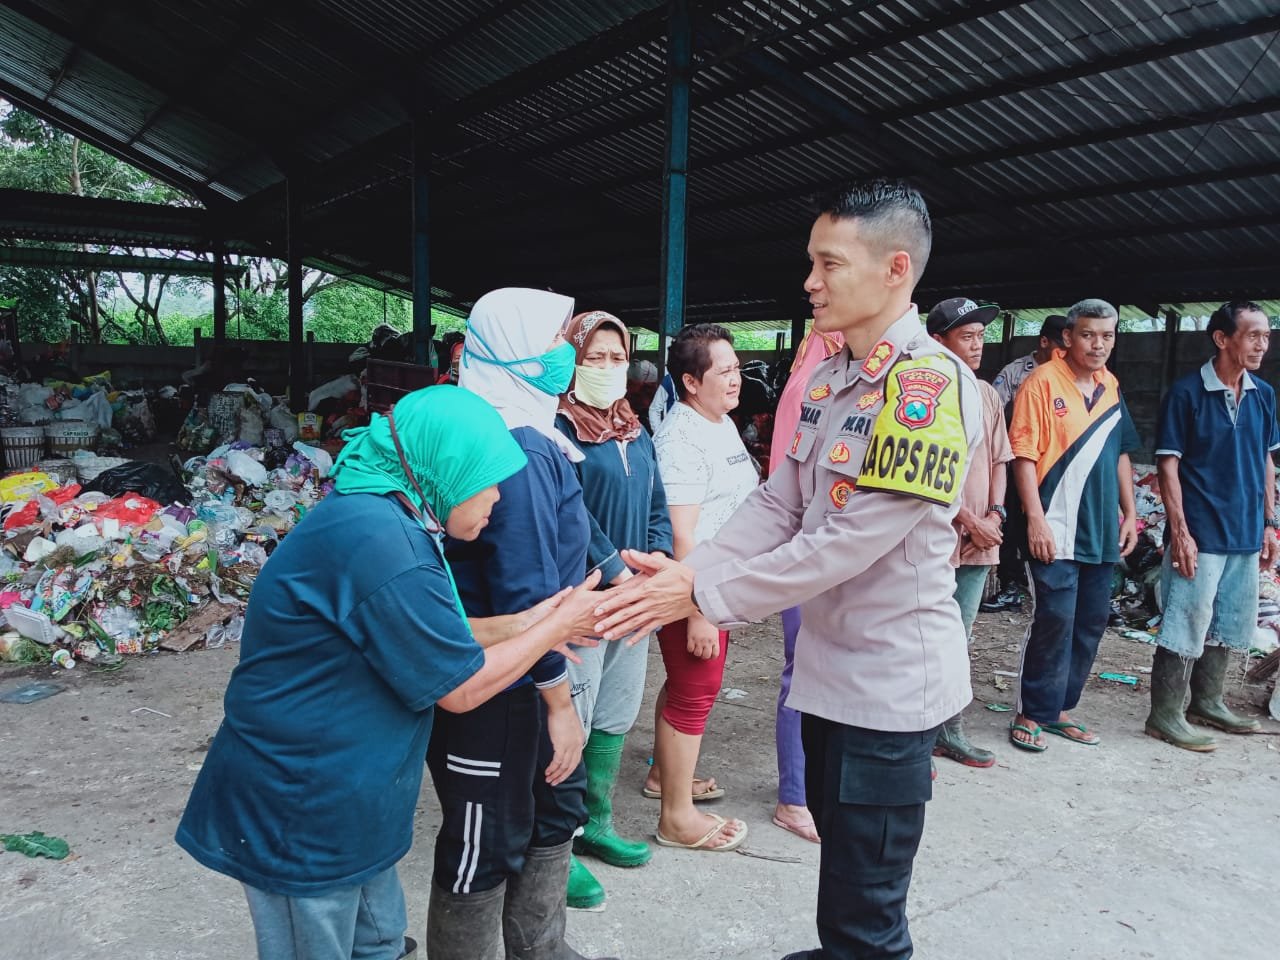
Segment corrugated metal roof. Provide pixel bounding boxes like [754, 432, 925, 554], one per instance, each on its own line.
[1, 0, 1279, 329]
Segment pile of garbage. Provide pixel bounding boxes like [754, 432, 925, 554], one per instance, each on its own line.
[176, 376, 366, 456]
[0, 371, 159, 453]
[0, 439, 333, 669]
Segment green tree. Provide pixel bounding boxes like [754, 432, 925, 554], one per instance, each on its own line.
[0, 100, 196, 343]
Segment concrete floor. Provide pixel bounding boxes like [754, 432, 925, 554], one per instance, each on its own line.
[1, 611, 1277, 960]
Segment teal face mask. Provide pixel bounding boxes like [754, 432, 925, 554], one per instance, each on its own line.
[464, 328, 576, 396]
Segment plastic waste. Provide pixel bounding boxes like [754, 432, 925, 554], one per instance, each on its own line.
[291, 442, 333, 478]
[226, 450, 268, 487]
[85, 461, 191, 504]
[205, 614, 245, 650]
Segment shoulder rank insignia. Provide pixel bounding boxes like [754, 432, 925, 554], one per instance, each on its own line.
[860, 341, 895, 378]
[808, 383, 832, 402]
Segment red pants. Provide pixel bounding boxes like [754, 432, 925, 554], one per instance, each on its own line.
[657, 619, 730, 735]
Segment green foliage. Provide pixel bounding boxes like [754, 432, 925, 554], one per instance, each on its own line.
[0, 267, 70, 341]
[308, 283, 408, 342]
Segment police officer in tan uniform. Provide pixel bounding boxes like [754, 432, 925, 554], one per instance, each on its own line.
[595, 179, 980, 960]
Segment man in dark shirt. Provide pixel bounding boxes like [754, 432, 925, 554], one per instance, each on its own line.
[1146, 300, 1278, 750]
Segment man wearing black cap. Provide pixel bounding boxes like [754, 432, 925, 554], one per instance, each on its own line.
[992, 314, 1071, 411]
[985, 314, 1072, 612]
[928, 298, 1012, 767]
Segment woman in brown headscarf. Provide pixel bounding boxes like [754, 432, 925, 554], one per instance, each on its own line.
[554, 311, 673, 910]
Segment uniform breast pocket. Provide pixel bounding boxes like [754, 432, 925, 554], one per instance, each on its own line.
[818, 436, 871, 511]
[786, 426, 820, 464]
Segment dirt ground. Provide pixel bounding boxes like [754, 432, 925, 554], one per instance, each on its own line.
[2, 604, 1277, 960]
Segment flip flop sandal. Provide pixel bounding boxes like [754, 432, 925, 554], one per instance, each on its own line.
[1009, 722, 1047, 752]
[641, 779, 726, 802]
[655, 814, 748, 852]
[1042, 720, 1100, 745]
[772, 814, 820, 843]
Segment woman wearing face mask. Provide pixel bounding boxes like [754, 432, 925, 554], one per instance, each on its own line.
[553, 311, 673, 908]
[426, 289, 616, 960]
[644, 323, 757, 853]
[175, 386, 602, 960]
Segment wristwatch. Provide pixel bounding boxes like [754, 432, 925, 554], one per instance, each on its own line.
[987, 504, 1008, 524]
[1266, 512, 1280, 530]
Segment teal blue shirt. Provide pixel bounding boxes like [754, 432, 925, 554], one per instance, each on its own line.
[176, 492, 483, 895]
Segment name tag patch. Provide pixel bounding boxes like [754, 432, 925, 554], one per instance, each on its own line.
[838, 414, 874, 438]
[799, 404, 822, 426]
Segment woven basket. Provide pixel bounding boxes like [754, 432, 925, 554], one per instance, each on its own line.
[44, 421, 99, 458]
[1, 426, 46, 471]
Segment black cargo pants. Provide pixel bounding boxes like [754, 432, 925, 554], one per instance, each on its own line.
[798, 715, 940, 960]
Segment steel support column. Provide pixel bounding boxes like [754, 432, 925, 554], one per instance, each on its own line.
[657, 0, 691, 378]
[286, 176, 306, 406]
[412, 116, 433, 367]
[790, 315, 807, 353]
[1160, 307, 1180, 397]
[212, 240, 227, 343]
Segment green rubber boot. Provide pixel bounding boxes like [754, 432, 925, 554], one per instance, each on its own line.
[1187, 645, 1261, 733]
[574, 730, 652, 867]
[932, 713, 995, 768]
[1144, 646, 1216, 751]
[566, 853, 606, 912]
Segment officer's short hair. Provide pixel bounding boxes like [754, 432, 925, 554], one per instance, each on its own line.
[815, 178, 932, 279]
[668, 323, 734, 400]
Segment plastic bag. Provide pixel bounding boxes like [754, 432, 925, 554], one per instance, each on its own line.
[239, 403, 265, 446]
[263, 490, 297, 514]
[268, 404, 300, 443]
[226, 450, 268, 487]
[91, 495, 162, 529]
[85, 461, 191, 504]
[291, 442, 333, 478]
[308, 374, 359, 411]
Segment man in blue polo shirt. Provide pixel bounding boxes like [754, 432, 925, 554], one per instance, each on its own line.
[1146, 300, 1279, 751]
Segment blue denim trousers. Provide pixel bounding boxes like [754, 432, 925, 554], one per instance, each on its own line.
[243, 865, 408, 960]
[1018, 559, 1114, 724]
[1156, 550, 1259, 657]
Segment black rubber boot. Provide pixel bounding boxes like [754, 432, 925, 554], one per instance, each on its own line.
[1187, 645, 1261, 733]
[932, 714, 995, 768]
[399, 935, 418, 959]
[503, 839, 620, 960]
[1144, 647, 1215, 752]
[427, 880, 505, 960]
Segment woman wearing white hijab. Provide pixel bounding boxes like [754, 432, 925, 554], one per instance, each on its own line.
[427, 289, 616, 960]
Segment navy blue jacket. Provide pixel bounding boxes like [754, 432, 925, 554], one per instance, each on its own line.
[556, 415, 673, 584]
[447, 427, 590, 689]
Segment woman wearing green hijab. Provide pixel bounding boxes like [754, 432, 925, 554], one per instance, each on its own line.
[176, 385, 602, 960]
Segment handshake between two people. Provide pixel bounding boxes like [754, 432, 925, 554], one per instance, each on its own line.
[529, 550, 701, 662]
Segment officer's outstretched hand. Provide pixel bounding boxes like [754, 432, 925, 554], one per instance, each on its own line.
[593, 550, 698, 641]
